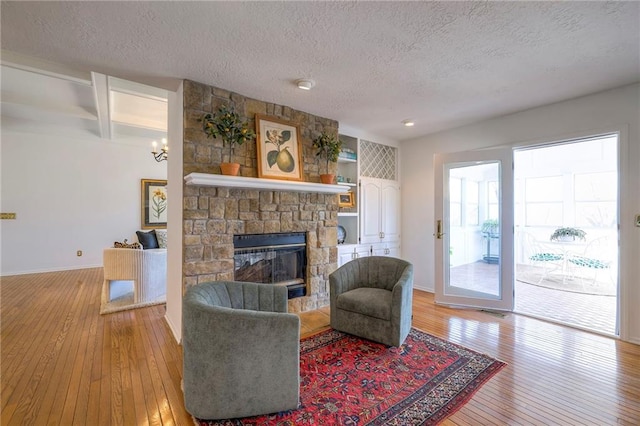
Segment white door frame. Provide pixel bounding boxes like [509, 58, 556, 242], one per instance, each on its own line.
[434, 148, 514, 311]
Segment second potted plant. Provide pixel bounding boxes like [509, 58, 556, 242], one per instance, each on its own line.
[312, 132, 342, 184]
[550, 227, 586, 242]
[201, 105, 255, 176]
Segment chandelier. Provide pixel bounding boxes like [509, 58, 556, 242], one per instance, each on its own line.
[151, 138, 168, 162]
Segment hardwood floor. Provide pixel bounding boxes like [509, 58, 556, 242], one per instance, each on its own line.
[1, 268, 639, 425]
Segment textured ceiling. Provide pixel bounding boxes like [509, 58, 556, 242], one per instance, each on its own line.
[1, 1, 639, 141]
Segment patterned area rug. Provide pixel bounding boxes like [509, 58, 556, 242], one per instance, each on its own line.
[194, 328, 506, 425]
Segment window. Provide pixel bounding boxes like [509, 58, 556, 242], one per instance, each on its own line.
[524, 176, 563, 226]
[574, 172, 617, 227]
[487, 181, 499, 220]
[449, 177, 461, 227]
[466, 180, 479, 226]
[449, 177, 479, 227]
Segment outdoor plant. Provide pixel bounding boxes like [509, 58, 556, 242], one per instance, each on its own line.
[550, 227, 586, 241]
[312, 132, 342, 173]
[200, 105, 255, 161]
[481, 219, 499, 235]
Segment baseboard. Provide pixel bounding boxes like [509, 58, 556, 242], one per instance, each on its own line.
[626, 336, 640, 345]
[1, 264, 102, 277]
[164, 314, 181, 345]
[413, 283, 434, 293]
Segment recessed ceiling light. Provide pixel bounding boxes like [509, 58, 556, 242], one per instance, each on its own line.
[402, 120, 415, 127]
[296, 79, 315, 90]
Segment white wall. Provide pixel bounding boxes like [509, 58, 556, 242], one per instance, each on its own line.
[400, 83, 640, 343]
[1, 124, 167, 275]
[165, 83, 183, 342]
[339, 123, 401, 148]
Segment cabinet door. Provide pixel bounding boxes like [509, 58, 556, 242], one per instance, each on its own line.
[371, 242, 400, 257]
[355, 245, 371, 259]
[387, 244, 400, 258]
[372, 243, 387, 256]
[337, 245, 356, 267]
[381, 181, 400, 242]
[360, 179, 382, 244]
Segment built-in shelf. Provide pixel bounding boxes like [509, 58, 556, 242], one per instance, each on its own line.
[337, 182, 357, 187]
[184, 173, 349, 194]
[337, 157, 357, 163]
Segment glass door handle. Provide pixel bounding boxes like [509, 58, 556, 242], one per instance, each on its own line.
[435, 220, 446, 239]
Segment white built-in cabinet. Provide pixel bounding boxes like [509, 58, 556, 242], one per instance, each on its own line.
[336, 135, 401, 267]
[360, 178, 400, 244]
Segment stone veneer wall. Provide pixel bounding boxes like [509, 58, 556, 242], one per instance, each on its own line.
[182, 80, 339, 312]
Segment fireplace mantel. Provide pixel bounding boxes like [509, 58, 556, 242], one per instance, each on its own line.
[184, 173, 350, 194]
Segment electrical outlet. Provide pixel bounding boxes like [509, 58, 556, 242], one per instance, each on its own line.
[77, 250, 83, 257]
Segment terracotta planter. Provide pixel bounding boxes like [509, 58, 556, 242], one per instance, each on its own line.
[320, 174, 335, 184]
[220, 162, 240, 176]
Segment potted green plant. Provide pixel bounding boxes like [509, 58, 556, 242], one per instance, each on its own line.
[481, 219, 499, 264]
[481, 219, 499, 236]
[312, 132, 342, 184]
[550, 227, 586, 242]
[201, 105, 255, 176]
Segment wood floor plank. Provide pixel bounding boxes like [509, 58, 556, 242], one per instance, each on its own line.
[72, 280, 102, 425]
[32, 270, 91, 425]
[6, 272, 80, 425]
[2, 269, 640, 425]
[1, 271, 74, 404]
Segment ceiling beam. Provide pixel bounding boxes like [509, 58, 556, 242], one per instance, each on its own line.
[1, 50, 91, 85]
[91, 72, 112, 140]
[1, 92, 96, 121]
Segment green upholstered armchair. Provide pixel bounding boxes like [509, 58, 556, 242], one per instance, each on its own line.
[329, 256, 414, 347]
[182, 281, 300, 420]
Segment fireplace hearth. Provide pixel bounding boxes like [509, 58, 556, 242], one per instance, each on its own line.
[233, 232, 307, 299]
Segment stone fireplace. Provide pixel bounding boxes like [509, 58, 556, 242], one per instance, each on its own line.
[182, 185, 338, 312]
[182, 80, 341, 313]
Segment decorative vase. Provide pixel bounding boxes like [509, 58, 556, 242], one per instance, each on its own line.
[320, 174, 335, 184]
[220, 162, 240, 176]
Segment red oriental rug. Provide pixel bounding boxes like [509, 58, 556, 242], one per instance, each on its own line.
[194, 328, 506, 426]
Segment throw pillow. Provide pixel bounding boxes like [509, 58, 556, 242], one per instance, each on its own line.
[113, 239, 142, 249]
[136, 230, 159, 249]
[155, 229, 168, 249]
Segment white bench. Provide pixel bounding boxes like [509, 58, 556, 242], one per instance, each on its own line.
[103, 248, 167, 303]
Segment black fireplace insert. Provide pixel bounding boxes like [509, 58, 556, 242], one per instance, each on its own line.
[233, 232, 307, 299]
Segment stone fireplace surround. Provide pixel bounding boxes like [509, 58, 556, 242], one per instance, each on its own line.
[182, 80, 343, 313]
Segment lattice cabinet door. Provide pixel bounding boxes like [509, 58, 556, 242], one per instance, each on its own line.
[359, 140, 398, 181]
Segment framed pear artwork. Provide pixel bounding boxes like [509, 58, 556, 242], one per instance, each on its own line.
[255, 115, 303, 181]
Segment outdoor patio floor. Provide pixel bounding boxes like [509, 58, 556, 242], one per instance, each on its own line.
[449, 262, 617, 335]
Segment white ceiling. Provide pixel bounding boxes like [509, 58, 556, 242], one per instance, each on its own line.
[1, 1, 638, 142]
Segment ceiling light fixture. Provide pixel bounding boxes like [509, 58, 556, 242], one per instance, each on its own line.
[402, 120, 415, 127]
[296, 79, 315, 90]
[151, 138, 168, 162]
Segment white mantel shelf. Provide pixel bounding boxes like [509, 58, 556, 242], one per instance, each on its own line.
[184, 173, 349, 194]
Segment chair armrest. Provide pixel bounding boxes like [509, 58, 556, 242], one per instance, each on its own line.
[391, 264, 414, 325]
[103, 248, 144, 279]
